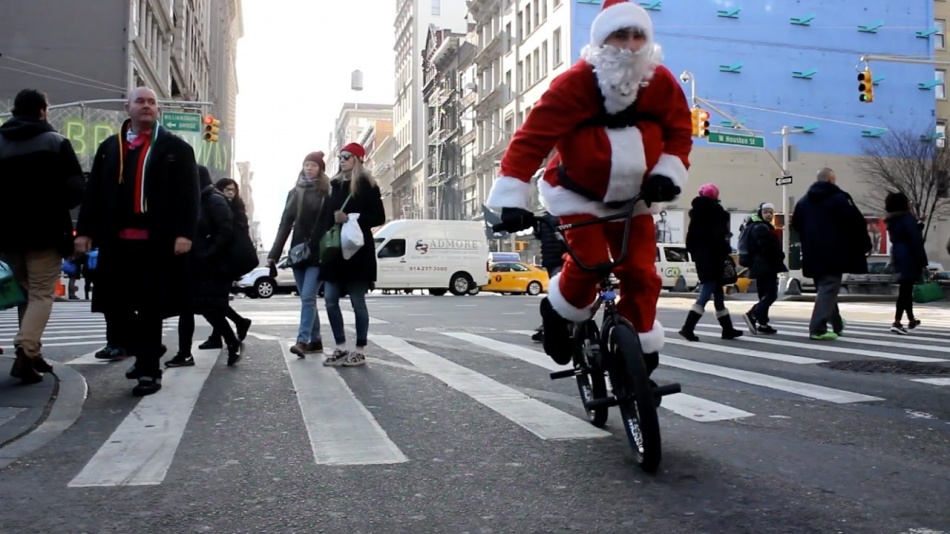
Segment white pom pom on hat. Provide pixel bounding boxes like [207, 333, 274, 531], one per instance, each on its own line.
[590, 0, 654, 47]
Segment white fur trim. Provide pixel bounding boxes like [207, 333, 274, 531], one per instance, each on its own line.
[485, 175, 531, 211]
[715, 308, 730, 318]
[591, 2, 653, 46]
[650, 153, 688, 191]
[547, 272, 596, 322]
[690, 304, 704, 315]
[604, 126, 647, 204]
[539, 179, 653, 219]
[638, 320, 665, 354]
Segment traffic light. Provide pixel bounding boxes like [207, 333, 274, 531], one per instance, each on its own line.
[203, 115, 220, 142]
[691, 107, 710, 138]
[858, 69, 873, 103]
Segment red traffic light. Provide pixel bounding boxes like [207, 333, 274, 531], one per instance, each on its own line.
[203, 115, 215, 124]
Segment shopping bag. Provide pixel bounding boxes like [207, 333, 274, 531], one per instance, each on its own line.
[341, 214, 364, 260]
[912, 281, 944, 303]
[0, 261, 26, 311]
[721, 256, 738, 285]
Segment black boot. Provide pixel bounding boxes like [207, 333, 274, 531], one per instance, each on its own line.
[540, 297, 573, 365]
[678, 306, 703, 341]
[717, 309, 744, 340]
[531, 325, 543, 343]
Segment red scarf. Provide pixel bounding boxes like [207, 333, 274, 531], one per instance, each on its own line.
[118, 120, 157, 214]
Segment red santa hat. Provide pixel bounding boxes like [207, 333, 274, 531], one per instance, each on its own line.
[590, 0, 654, 47]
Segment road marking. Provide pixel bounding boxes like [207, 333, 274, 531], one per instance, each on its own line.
[446, 333, 754, 423]
[663, 332, 824, 365]
[690, 324, 947, 363]
[772, 320, 950, 344]
[373, 335, 609, 439]
[239, 310, 388, 325]
[502, 312, 525, 315]
[67, 344, 217, 487]
[508, 330, 537, 336]
[279, 341, 407, 465]
[911, 378, 950, 386]
[663, 356, 883, 404]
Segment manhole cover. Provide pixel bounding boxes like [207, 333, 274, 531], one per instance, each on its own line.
[817, 360, 950, 375]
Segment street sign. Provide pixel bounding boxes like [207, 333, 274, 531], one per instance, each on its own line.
[707, 132, 765, 148]
[161, 112, 202, 132]
[775, 175, 793, 186]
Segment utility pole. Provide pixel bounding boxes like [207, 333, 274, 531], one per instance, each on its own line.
[780, 126, 790, 267]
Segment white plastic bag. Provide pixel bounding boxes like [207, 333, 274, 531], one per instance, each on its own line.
[341, 213, 364, 260]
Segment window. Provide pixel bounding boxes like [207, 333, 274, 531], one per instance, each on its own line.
[542, 0, 548, 21]
[525, 5, 531, 34]
[664, 247, 689, 262]
[938, 120, 947, 147]
[510, 263, 531, 272]
[937, 70, 947, 100]
[490, 263, 511, 272]
[533, 49, 540, 81]
[937, 20, 946, 49]
[541, 41, 549, 76]
[431, 0, 440, 16]
[517, 61, 524, 91]
[505, 22, 512, 52]
[533, 0, 540, 28]
[378, 239, 406, 258]
[553, 28, 562, 65]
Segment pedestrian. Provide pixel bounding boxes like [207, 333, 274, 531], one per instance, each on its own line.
[195, 177, 255, 349]
[531, 210, 567, 343]
[791, 167, 871, 341]
[884, 191, 927, 334]
[0, 88, 85, 383]
[167, 166, 243, 367]
[320, 142, 386, 367]
[75, 86, 200, 396]
[268, 151, 332, 357]
[738, 202, 787, 334]
[678, 183, 743, 341]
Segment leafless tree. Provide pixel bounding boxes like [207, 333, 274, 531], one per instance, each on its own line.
[857, 126, 950, 241]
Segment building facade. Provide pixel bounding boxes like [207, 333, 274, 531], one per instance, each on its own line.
[0, 0, 242, 176]
[327, 103, 393, 175]
[235, 161, 261, 249]
[936, 0, 950, 138]
[393, 0, 469, 220]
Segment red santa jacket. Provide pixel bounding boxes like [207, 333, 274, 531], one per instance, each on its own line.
[486, 60, 693, 218]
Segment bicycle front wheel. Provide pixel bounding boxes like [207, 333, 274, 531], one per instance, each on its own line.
[608, 322, 662, 473]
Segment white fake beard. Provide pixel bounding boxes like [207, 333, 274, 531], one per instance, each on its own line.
[583, 43, 659, 113]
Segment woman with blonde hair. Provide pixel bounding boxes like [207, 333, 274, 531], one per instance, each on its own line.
[268, 151, 332, 357]
[320, 142, 385, 367]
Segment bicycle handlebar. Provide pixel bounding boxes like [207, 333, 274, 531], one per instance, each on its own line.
[491, 194, 644, 275]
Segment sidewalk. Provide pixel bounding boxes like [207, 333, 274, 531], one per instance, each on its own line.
[0, 356, 87, 469]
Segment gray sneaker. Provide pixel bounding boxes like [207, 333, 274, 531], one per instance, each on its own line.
[341, 351, 367, 367]
[323, 349, 348, 367]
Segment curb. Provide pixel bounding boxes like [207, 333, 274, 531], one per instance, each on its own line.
[0, 362, 88, 469]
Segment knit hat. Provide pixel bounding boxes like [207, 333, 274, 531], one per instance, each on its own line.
[590, 0, 654, 47]
[759, 202, 775, 212]
[341, 142, 366, 161]
[198, 165, 213, 188]
[697, 183, 719, 200]
[884, 191, 910, 213]
[303, 151, 326, 172]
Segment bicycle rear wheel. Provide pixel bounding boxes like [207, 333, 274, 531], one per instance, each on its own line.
[608, 321, 661, 473]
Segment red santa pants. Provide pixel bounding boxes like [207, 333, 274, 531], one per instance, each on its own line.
[547, 213, 665, 354]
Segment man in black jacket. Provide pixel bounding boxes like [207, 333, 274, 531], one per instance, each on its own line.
[75, 86, 200, 396]
[792, 167, 871, 340]
[531, 211, 566, 342]
[0, 89, 85, 383]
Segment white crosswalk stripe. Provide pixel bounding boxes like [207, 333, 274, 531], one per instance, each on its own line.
[37, 306, 946, 488]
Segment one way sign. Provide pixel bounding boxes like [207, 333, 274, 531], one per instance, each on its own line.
[775, 175, 793, 186]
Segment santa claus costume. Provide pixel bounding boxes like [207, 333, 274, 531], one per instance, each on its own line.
[485, 0, 693, 368]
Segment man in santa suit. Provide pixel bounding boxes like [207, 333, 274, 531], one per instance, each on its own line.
[488, 0, 693, 378]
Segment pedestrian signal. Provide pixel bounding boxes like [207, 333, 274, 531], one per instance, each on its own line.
[203, 115, 220, 142]
[858, 70, 873, 103]
[691, 108, 710, 138]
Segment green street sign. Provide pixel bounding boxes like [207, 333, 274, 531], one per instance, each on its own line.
[161, 112, 202, 133]
[707, 132, 765, 148]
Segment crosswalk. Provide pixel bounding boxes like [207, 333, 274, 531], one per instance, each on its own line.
[5, 304, 949, 488]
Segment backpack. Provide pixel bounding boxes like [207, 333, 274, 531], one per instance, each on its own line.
[86, 250, 99, 271]
[737, 222, 756, 268]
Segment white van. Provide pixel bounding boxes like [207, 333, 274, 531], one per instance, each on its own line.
[373, 219, 490, 296]
[655, 243, 699, 290]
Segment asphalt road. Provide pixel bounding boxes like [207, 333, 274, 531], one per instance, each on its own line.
[0, 294, 948, 533]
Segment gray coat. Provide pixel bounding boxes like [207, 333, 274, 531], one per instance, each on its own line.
[268, 179, 330, 267]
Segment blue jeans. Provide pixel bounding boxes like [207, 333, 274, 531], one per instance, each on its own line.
[292, 266, 322, 344]
[695, 282, 725, 311]
[324, 280, 370, 347]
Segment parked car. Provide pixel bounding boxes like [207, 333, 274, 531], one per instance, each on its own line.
[233, 255, 317, 299]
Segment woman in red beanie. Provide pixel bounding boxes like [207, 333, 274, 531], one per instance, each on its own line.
[268, 151, 333, 357]
[320, 142, 386, 367]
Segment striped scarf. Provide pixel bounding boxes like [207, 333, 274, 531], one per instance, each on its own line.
[118, 119, 160, 214]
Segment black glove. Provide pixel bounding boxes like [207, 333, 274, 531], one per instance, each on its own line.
[642, 175, 680, 206]
[492, 207, 536, 233]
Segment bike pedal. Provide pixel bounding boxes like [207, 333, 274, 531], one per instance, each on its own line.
[584, 396, 619, 410]
[549, 369, 578, 380]
[652, 383, 682, 397]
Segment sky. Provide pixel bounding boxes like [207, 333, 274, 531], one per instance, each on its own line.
[234, 0, 396, 247]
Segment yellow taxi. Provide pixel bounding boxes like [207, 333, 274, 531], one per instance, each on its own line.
[482, 261, 550, 295]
